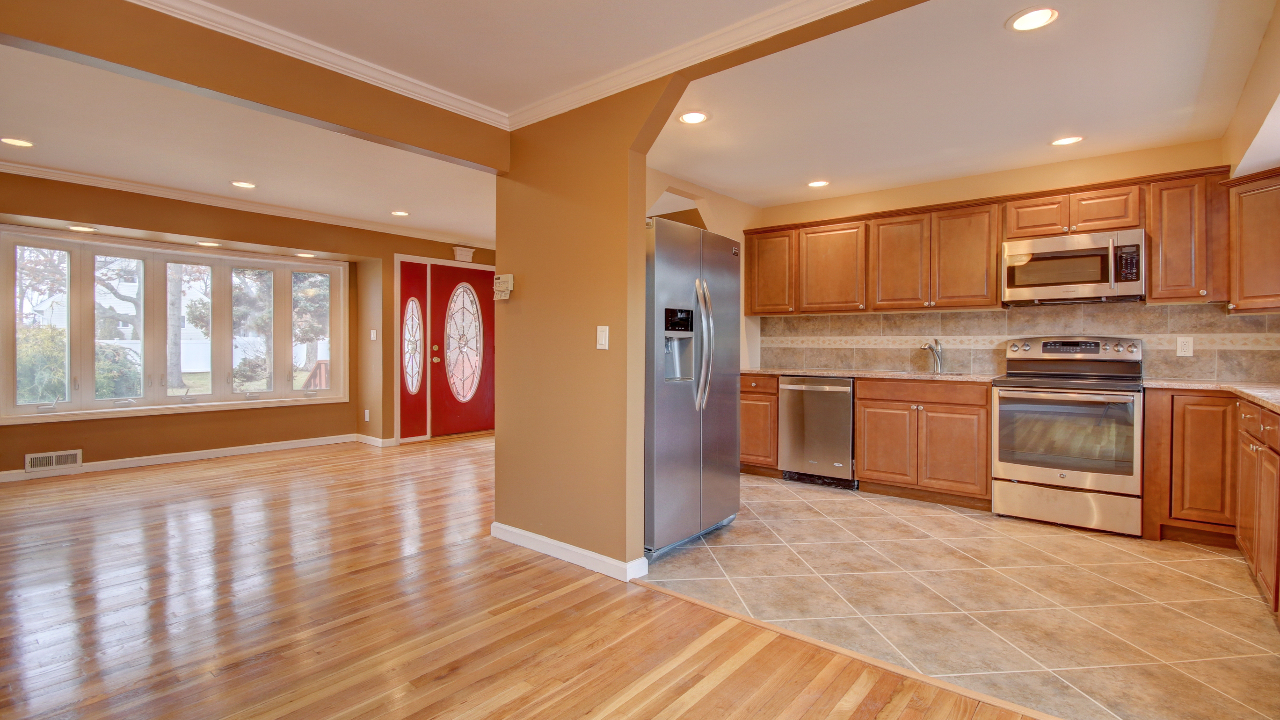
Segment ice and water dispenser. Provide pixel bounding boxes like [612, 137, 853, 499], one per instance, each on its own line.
[663, 308, 694, 381]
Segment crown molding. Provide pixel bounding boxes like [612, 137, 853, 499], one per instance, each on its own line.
[0, 162, 494, 249]
[506, 0, 873, 128]
[124, 0, 510, 129]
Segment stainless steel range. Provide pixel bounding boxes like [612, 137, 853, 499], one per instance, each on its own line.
[991, 337, 1143, 535]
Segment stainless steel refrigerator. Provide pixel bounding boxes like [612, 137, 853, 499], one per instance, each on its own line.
[645, 217, 741, 556]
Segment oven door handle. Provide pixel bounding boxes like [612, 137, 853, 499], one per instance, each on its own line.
[997, 390, 1134, 404]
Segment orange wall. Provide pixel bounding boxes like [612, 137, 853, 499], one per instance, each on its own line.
[0, 172, 490, 470]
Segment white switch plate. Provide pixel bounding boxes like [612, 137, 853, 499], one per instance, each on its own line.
[596, 326, 609, 350]
[370, 330, 378, 341]
[1177, 337, 1194, 356]
[364, 409, 370, 422]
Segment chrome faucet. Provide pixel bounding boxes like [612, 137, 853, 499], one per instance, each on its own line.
[921, 338, 942, 373]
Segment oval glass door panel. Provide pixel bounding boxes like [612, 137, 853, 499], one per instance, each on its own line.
[444, 283, 482, 402]
[402, 297, 423, 394]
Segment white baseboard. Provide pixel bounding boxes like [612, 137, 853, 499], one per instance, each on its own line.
[0, 434, 363, 483]
[356, 434, 399, 447]
[490, 522, 648, 582]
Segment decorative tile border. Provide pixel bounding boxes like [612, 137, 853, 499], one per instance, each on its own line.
[761, 334, 1280, 350]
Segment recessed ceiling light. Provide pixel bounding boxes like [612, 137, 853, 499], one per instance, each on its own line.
[196, 241, 222, 247]
[295, 253, 316, 258]
[1052, 136, 1083, 146]
[231, 181, 256, 188]
[2, 138, 34, 147]
[68, 225, 96, 233]
[808, 181, 829, 187]
[1008, 7, 1058, 31]
[679, 112, 708, 124]
[391, 211, 410, 216]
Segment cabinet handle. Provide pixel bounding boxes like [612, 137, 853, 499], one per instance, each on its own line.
[1228, 303, 1236, 309]
[1243, 413, 1255, 419]
[750, 382, 757, 387]
[1199, 290, 1207, 296]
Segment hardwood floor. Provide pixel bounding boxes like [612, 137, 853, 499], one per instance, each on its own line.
[0, 435, 1042, 719]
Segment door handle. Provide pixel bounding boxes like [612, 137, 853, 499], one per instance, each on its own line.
[997, 390, 1133, 404]
[1108, 235, 1116, 290]
[695, 279, 711, 411]
[703, 278, 715, 410]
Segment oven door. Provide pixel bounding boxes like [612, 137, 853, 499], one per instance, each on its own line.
[991, 388, 1143, 495]
[1002, 231, 1144, 302]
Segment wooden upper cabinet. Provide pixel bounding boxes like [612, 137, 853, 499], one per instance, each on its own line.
[1149, 177, 1209, 302]
[798, 222, 866, 313]
[746, 230, 796, 315]
[917, 404, 989, 497]
[857, 400, 917, 485]
[1070, 185, 1141, 233]
[869, 214, 930, 310]
[1005, 195, 1070, 239]
[931, 204, 999, 308]
[1229, 175, 1280, 312]
[1170, 395, 1235, 526]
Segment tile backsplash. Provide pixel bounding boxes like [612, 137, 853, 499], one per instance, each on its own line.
[758, 304, 1280, 383]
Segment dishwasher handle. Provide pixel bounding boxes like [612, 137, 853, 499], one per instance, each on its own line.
[779, 384, 852, 392]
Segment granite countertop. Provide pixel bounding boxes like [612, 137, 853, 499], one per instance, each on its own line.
[1142, 380, 1280, 414]
[747, 368, 997, 383]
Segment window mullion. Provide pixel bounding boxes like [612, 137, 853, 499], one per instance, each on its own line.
[277, 267, 293, 397]
[144, 252, 164, 405]
[74, 247, 93, 411]
[211, 263, 233, 401]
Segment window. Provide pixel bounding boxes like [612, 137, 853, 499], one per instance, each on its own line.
[2, 227, 345, 422]
[444, 283, 482, 402]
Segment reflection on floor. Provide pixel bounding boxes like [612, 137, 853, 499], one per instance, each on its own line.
[647, 474, 1280, 720]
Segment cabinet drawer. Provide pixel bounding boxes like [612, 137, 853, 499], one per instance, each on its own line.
[1265, 410, 1280, 451]
[741, 375, 778, 395]
[856, 380, 988, 406]
[1240, 400, 1264, 439]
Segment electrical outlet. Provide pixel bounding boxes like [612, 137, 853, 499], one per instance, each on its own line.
[1177, 337, 1193, 357]
[596, 326, 609, 350]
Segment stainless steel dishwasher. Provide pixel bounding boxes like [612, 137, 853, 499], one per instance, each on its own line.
[778, 376, 853, 481]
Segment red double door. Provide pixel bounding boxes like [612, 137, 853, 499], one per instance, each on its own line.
[399, 261, 495, 439]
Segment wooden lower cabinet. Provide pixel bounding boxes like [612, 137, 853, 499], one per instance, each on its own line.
[1238, 431, 1261, 571]
[918, 404, 989, 497]
[1170, 396, 1235, 525]
[1258, 446, 1279, 608]
[856, 401, 917, 484]
[741, 393, 779, 468]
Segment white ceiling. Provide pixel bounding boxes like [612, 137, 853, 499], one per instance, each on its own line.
[0, 44, 497, 248]
[126, 0, 871, 128]
[649, 0, 1274, 208]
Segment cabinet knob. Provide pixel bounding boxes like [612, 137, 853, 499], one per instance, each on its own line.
[1071, 226, 1076, 231]
[1062, 227, 1069, 232]
[751, 382, 757, 387]
[1228, 303, 1236, 309]
[859, 304, 865, 309]
[1199, 290, 1207, 296]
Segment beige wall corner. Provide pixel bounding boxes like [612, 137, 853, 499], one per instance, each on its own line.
[1227, 0, 1280, 173]
[757, 139, 1227, 228]
[495, 77, 686, 564]
[353, 259, 384, 439]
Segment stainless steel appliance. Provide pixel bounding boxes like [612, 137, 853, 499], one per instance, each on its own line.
[1002, 229, 1145, 304]
[779, 377, 853, 481]
[991, 337, 1144, 535]
[645, 218, 741, 555]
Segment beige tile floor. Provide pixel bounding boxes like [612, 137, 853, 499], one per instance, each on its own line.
[648, 474, 1280, 720]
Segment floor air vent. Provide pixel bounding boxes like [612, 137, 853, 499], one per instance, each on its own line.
[25, 450, 83, 472]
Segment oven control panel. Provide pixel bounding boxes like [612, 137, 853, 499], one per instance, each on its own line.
[1007, 337, 1141, 360]
[1115, 245, 1141, 282]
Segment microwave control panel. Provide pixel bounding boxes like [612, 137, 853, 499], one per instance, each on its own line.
[1115, 245, 1141, 281]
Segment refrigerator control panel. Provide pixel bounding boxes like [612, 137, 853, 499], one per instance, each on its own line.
[665, 308, 693, 332]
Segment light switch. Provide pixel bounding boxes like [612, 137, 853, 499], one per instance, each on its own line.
[596, 326, 609, 350]
[1177, 337, 1193, 357]
[370, 330, 378, 341]
[364, 409, 370, 422]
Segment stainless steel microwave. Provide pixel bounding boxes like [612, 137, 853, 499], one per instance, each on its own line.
[1001, 229, 1145, 304]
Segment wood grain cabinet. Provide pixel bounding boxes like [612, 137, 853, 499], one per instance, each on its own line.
[1227, 172, 1280, 312]
[1004, 186, 1141, 239]
[1235, 398, 1280, 611]
[1258, 446, 1279, 607]
[856, 400, 917, 485]
[746, 230, 796, 314]
[869, 205, 1000, 311]
[740, 374, 779, 468]
[1149, 177, 1210, 302]
[798, 222, 866, 312]
[1170, 395, 1235, 525]
[917, 404, 989, 497]
[1238, 430, 1260, 563]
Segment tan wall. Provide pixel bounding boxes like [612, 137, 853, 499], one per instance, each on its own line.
[757, 140, 1226, 228]
[0, 172, 490, 471]
[1226, 0, 1280, 172]
[494, 79, 685, 563]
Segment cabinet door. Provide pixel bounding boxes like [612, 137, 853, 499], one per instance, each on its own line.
[747, 231, 796, 314]
[931, 204, 999, 308]
[1229, 180, 1280, 311]
[1148, 178, 1209, 302]
[868, 214, 930, 310]
[1258, 446, 1279, 609]
[798, 222, 866, 312]
[740, 393, 778, 467]
[918, 404, 989, 497]
[857, 400, 917, 485]
[1170, 396, 1236, 525]
[1005, 195, 1070, 239]
[1070, 186, 1141, 233]
[1237, 431, 1260, 565]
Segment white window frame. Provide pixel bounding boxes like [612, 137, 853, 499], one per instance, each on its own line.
[1, 225, 348, 425]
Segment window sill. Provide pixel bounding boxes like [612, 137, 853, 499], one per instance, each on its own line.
[1, 394, 348, 425]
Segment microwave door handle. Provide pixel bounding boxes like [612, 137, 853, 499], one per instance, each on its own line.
[1108, 235, 1116, 290]
[998, 390, 1132, 404]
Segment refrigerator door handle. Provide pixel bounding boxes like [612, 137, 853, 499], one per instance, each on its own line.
[702, 278, 715, 411]
[695, 278, 712, 411]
